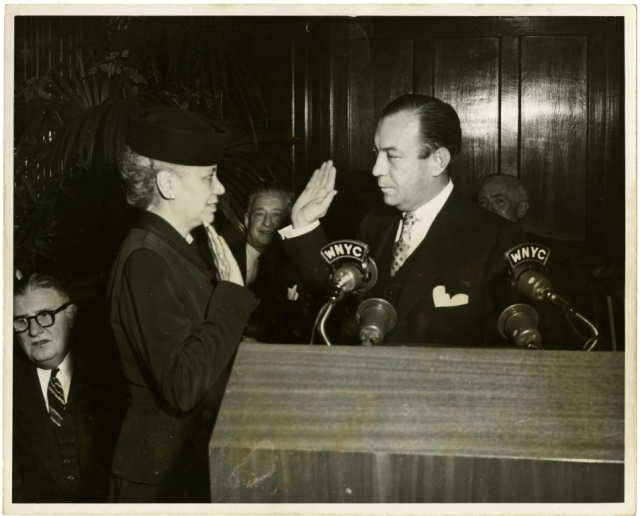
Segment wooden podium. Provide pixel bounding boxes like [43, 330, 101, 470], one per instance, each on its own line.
[209, 344, 624, 503]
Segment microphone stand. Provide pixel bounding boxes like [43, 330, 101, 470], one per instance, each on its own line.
[311, 255, 379, 346]
[542, 290, 600, 351]
[310, 284, 346, 346]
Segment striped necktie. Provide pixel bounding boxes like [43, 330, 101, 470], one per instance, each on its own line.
[391, 212, 416, 277]
[47, 368, 65, 427]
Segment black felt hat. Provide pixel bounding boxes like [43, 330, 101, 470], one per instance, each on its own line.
[127, 107, 230, 166]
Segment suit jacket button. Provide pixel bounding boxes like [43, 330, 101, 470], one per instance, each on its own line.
[63, 459, 71, 464]
[67, 475, 75, 480]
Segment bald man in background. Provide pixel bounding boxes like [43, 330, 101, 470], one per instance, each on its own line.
[478, 174, 529, 224]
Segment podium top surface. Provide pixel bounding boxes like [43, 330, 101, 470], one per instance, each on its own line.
[210, 344, 624, 463]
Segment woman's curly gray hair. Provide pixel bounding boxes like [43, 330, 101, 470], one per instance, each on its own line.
[119, 146, 183, 210]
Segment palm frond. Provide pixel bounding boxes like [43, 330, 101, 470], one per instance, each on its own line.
[15, 16, 298, 275]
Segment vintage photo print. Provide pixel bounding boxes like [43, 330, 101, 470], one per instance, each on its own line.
[4, 3, 636, 515]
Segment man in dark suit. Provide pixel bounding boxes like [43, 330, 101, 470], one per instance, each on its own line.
[279, 94, 526, 346]
[230, 183, 311, 343]
[13, 273, 121, 502]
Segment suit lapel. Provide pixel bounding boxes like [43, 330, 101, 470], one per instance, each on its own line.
[392, 192, 470, 327]
[368, 213, 401, 266]
[14, 358, 75, 499]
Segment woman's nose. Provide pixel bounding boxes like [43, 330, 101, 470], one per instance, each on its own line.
[211, 175, 225, 195]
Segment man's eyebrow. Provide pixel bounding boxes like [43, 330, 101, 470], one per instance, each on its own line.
[13, 307, 51, 319]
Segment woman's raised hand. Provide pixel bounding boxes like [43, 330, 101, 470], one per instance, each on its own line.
[203, 222, 244, 287]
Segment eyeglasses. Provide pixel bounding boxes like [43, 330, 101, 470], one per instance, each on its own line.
[13, 302, 72, 333]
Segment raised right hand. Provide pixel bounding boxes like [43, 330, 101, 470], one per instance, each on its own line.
[291, 160, 338, 229]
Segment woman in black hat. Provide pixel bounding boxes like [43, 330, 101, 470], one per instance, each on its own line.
[108, 108, 258, 502]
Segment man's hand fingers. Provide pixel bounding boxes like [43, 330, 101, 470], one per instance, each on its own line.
[317, 190, 338, 216]
[307, 167, 322, 190]
[317, 160, 333, 190]
[309, 160, 333, 192]
[325, 164, 336, 191]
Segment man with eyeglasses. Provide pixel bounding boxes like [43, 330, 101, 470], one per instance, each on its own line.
[13, 272, 121, 502]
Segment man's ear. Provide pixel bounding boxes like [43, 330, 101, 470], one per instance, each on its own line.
[517, 200, 530, 219]
[243, 212, 249, 229]
[431, 147, 451, 177]
[156, 170, 174, 200]
[65, 303, 78, 329]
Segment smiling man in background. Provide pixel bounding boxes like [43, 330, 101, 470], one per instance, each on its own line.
[230, 182, 311, 343]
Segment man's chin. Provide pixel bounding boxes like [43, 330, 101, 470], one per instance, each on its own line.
[32, 354, 62, 369]
[382, 194, 399, 209]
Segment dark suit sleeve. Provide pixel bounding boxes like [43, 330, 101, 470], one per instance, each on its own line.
[120, 249, 258, 413]
[356, 211, 376, 243]
[12, 457, 26, 503]
[281, 225, 332, 294]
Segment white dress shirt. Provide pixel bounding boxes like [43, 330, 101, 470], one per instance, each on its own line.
[395, 179, 454, 259]
[245, 243, 262, 287]
[278, 220, 320, 240]
[37, 352, 73, 411]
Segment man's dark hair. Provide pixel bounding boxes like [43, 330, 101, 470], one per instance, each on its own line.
[14, 272, 70, 301]
[246, 182, 295, 214]
[381, 94, 462, 160]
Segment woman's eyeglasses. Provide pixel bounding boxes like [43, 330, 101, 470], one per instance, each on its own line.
[13, 302, 72, 333]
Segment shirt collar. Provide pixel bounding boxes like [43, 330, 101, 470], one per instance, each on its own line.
[245, 242, 262, 261]
[36, 350, 73, 382]
[407, 179, 454, 221]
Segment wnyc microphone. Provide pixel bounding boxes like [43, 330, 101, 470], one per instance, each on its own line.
[498, 243, 551, 349]
[312, 241, 380, 345]
[504, 243, 553, 300]
[320, 240, 378, 301]
[504, 243, 600, 351]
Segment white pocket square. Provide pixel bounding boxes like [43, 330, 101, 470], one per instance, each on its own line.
[287, 284, 299, 301]
[432, 285, 469, 307]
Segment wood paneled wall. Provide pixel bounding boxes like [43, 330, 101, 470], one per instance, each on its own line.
[520, 36, 588, 241]
[15, 16, 624, 264]
[434, 37, 501, 196]
[298, 17, 624, 265]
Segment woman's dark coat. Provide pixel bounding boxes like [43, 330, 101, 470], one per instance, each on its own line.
[108, 211, 257, 493]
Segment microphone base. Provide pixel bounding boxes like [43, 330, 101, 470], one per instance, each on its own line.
[498, 303, 543, 349]
[357, 298, 397, 346]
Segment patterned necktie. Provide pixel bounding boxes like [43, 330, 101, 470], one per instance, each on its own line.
[47, 368, 65, 427]
[391, 212, 416, 277]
